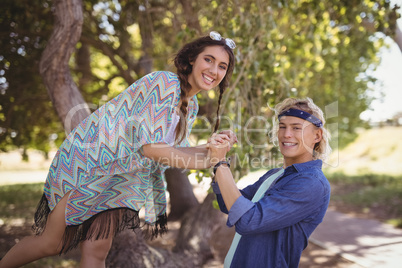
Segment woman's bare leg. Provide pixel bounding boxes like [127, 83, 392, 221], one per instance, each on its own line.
[79, 236, 113, 268]
[79, 211, 116, 268]
[0, 192, 70, 268]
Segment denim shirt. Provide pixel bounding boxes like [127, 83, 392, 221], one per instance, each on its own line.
[212, 160, 331, 268]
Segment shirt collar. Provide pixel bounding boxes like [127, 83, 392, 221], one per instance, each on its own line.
[284, 159, 323, 174]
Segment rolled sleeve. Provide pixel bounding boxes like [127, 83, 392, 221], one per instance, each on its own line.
[227, 196, 255, 227]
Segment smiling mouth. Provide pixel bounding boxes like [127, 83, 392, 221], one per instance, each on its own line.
[282, 142, 297, 146]
[203, 74, 215, 84]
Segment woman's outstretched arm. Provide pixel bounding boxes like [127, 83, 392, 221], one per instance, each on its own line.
[142, 143, 211, 169]
[142, 131, 236, 170]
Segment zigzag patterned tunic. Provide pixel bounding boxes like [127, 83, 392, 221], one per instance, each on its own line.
[33, 71, 198, 251]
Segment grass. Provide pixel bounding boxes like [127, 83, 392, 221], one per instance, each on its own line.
[0, 183, 79, 267]
[328, 172, 402, 186]
[326, 126, 402, 175]
[0, 183, 44, 222]
[323, 126, 402, 228]
[327, 172, 402, 228]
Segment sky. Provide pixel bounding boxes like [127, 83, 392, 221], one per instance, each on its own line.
[360, 0, 402, 123]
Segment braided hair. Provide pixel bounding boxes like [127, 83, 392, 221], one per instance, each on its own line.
[173, 35, 235, 143]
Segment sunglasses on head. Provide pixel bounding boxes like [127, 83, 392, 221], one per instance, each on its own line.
[209, 31, 236, 49]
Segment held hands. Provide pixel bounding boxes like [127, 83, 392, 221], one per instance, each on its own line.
[207, 130, 238, 165]
[218, 130, 238, 148]
[208, 130, 238, 151]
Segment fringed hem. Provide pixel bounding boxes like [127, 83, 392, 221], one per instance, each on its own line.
[32, 193, 168, 254]
[32, 193, 51, 235]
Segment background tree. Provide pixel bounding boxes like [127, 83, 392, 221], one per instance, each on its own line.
[39, 0, 90, 133]
[0, 0, 59, 160]
[0, 0, 400, 265]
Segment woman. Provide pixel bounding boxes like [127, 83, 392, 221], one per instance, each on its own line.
[0, 31, 236, 268]
[209, 97, 331, 268]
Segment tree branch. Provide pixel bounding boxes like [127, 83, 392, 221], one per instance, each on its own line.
[80, 35, 135, 84]
[393, 22, 402, 52]
[39, 0, 89, 134]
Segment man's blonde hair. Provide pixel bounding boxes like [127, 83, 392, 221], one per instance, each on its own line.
[269, 97, 332, 161]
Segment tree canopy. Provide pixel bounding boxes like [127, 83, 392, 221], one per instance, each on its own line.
[0, 0, 400, 169]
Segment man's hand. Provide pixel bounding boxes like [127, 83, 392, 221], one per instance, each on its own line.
[218, 130, 238, 148]
[208, 133, 231, 165]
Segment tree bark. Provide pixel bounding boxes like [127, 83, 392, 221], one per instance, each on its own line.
[137, 5, 154, 76]
[76, 42, 92, 88]
[174, 193, 231, 266]
[106, 230, 193, 268]
[165, 168, 199, 221]
[39, 0, 90, 134]
[393, 23, 402, 52]
[178, 0, 202, 34]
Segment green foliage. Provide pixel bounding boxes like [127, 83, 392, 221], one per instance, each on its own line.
[197, 0, 400, 175]
[0, 0, 65, 153]
[0, 0, 400, 174]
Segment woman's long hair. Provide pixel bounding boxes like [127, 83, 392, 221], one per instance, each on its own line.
[173, 35, 235, 143]
[269, 97, 332, 161]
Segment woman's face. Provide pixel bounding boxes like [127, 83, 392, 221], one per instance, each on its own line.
[187, 45, 229, 97]
[278, 115, 322, 167]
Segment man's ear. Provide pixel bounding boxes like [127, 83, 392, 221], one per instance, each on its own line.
[315, 128, 323, 142]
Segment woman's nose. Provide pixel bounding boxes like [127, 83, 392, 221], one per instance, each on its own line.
[209, 64, 218, 75]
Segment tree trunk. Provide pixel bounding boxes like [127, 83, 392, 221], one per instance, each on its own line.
[76, 42, 92, 88]
[106, 230, 193, 268]
[179, 0, 202, 34]
[394, 23, 402, 52]
[39, 0, 90, 133]
[137, 5, 154, 76]
[174, 193, 232, 266]
[165, 168, 199, 221]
